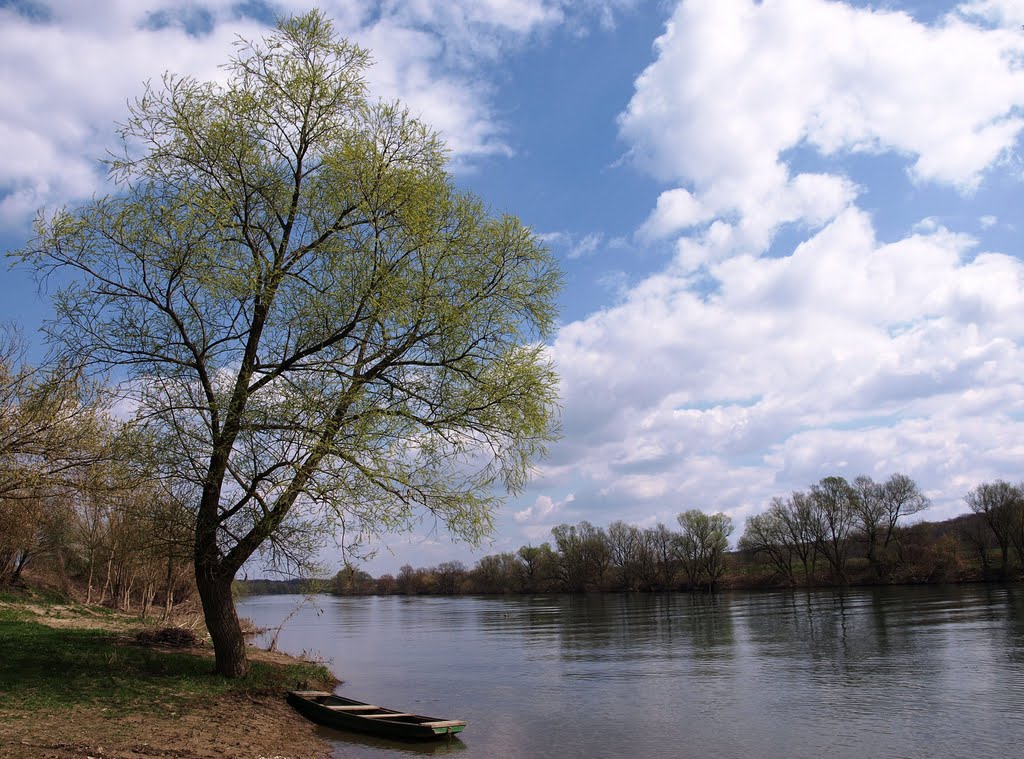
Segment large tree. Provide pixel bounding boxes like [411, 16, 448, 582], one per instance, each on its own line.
[551, 521, 610, 592]
[854, 473, 930, 577]
[13, 12, 561, 676]
[808, 476, 858, 584]
[674, 509, 733, 591]
[965, 480, 1022, 578]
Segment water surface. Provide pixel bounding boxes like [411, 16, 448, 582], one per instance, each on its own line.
[238, 585, 1024, 758]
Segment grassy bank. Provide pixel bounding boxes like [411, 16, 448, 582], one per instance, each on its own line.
[0, 590, 337, 758]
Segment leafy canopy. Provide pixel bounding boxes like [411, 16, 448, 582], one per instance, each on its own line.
[13, 10, 562, 574]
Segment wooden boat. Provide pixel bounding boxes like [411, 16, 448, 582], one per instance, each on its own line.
[287, 690, 467, 740]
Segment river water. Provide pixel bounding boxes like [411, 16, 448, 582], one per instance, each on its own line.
[237, 585, 1024, 759]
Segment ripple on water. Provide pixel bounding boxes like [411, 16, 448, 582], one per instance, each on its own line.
[239, 587, 1024, 759]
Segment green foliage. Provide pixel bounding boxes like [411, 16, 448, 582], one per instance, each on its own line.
[675, 510, 733, 591]
[11, 9, 561, 675]
[0, 613, 330, 711]
[552, 521, 610, 592]
[329, 473, 1007, 594]
[13, 10, 561, 575]
[0, 328, 118, 588]
[333, 565, 376, 595]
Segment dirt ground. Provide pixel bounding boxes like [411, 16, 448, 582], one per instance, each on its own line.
[3, 602, 142, 631]
[0, 600, 337, 758]
[0, 693, 333, 758]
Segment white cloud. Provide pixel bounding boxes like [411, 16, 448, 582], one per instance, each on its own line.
[538, 230, 606, 259]
[568, 233, 603, 259]
[551, 207, 1024, 526]
[514, 492, 575, 523]
[551, 0, 1024, 533]
[6, 0, 1024, 568]
[958, 0, 1024, 27]
[0, 0, 626, 232]
[640, 187, 709, 239]
[619, 0, 1024, 250]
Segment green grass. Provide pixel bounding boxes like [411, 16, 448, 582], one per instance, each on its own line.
[0, 585, 72, 605]
[0, 609, 332, 714]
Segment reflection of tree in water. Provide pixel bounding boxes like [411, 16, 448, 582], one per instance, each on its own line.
[315, 723, 468, 756]
[995, 585, 1024, 664]
[535, 594, 737, 669]
[737, 585, 1017, 698]
[471, 594, 564, 642]
[675, 593, 736, 657]
[741, 590, 887, 681]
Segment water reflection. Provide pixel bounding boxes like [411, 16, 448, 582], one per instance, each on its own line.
[239, 586, 1024, 759]
[312, 726, 467, 756]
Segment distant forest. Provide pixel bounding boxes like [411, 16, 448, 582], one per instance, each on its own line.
[235, 473, 1024, 597]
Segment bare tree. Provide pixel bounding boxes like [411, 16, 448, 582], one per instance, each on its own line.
[434, 560, 467, 595]
[853, 475, 887, 577]
[606, 520, 643, 591]
[776, 491, 819, 582]
[878, 473, 930, 566]
[809, 476, 857, 584]
[965, 480, 1022, 578]
[740, 500, 797, 585]
[469, 553, 524, 594]
[646, 523, 678, 589]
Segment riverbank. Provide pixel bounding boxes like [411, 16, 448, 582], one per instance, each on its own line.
[0, 589, 338, 758]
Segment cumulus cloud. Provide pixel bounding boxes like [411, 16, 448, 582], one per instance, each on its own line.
[541, 0, 1024, 533]
[551, 210, 1024, 524]
[0, 0, 630, 230]
[6, 0, 1024, 565]
[619, 0, 1024, 247]
[514, 493, 575, 523]
[639, 188, 709, 239]
[958, 0, 1024, 27]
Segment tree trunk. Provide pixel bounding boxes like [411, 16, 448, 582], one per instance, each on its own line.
[86, 554, 95, 604]
[100, 554, 113, 605]
[162, 587, 174, 621]
[196, 566, 249, 677]
[11, 550, 30, 584]
[162, 552, 175, 621]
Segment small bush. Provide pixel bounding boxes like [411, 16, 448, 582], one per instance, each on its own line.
[135, 627, 202, 648]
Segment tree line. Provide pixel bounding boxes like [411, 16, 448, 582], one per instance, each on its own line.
[317, 473, 1024, 596]
[6, 341, 998, 606]
[10, 335, 1021, 610]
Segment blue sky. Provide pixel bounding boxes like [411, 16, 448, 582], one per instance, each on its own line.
[2, 0, 1024, 575]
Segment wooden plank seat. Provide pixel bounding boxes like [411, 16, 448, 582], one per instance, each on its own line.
[325, 705, 379, 711]
[363, 713, 415, 719]
[288, 691, 467, 740]
[419, 721, 466, 728]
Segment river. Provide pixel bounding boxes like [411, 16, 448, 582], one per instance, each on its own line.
[237, 585, 1024, 758]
